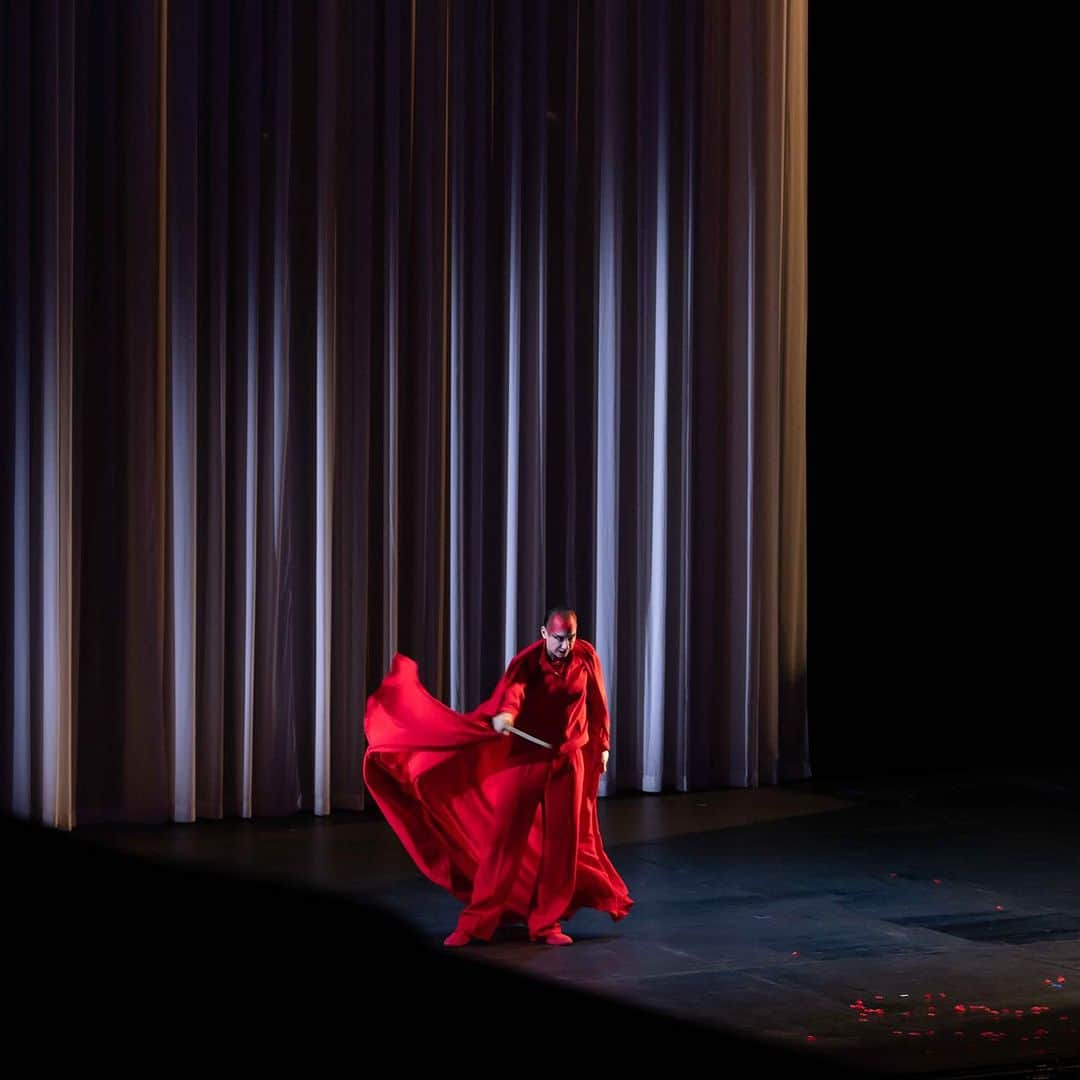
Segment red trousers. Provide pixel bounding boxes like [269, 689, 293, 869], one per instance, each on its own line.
[456, 748, 585, 940]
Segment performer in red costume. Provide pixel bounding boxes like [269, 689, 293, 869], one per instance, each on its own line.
[363, 607, 632, 947]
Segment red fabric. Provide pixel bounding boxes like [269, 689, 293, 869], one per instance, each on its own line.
[456, 748, 585, 939]
[496, 638, 611, 754]
[362, 645, 633, 932]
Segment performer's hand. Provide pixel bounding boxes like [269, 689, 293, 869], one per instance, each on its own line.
[600, 750, 609, 774]
[492, 712, 515, 735]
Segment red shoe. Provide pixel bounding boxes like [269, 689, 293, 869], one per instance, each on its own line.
[443, 929, 473, 947]
[542, 931, 573, 946]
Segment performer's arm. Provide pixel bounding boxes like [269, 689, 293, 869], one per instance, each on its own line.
[587, 650, 611, 770]
[492, 656, 529, 734]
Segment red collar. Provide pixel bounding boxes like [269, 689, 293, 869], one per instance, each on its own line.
[539, 645, 574, 676]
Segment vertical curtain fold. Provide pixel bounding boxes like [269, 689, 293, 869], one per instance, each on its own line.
[313, 0, 339, 817]
[194, 0, 229, 820]
[40, 0, 76, 830]
[166, 0, 199, 822]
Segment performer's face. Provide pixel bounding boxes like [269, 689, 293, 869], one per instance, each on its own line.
[540, 613, 577, 661]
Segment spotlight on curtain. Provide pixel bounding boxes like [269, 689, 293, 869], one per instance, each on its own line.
[1, 0, 807, 826]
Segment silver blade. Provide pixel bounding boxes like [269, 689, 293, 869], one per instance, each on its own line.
[507, 725, 553, 749]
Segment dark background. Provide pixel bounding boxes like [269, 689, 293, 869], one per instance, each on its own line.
[807, 5, 1070, 778]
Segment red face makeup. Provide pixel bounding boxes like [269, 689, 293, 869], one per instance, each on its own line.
[543, 612, 578, 662]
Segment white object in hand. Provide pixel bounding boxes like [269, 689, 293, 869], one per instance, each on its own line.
[507, 726, 553, 750]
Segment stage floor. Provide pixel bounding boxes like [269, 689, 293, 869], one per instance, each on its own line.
[80, 769, 1080, 1077]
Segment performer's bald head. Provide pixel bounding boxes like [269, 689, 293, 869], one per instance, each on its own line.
[540, 607, 577, 661]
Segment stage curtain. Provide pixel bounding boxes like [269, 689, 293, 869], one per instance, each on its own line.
[0, 0, 807, 825]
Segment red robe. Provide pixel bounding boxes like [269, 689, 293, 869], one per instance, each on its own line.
[362, 643, 633, 928]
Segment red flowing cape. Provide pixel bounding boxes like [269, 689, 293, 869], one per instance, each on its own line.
[362, 653, 633, 925]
